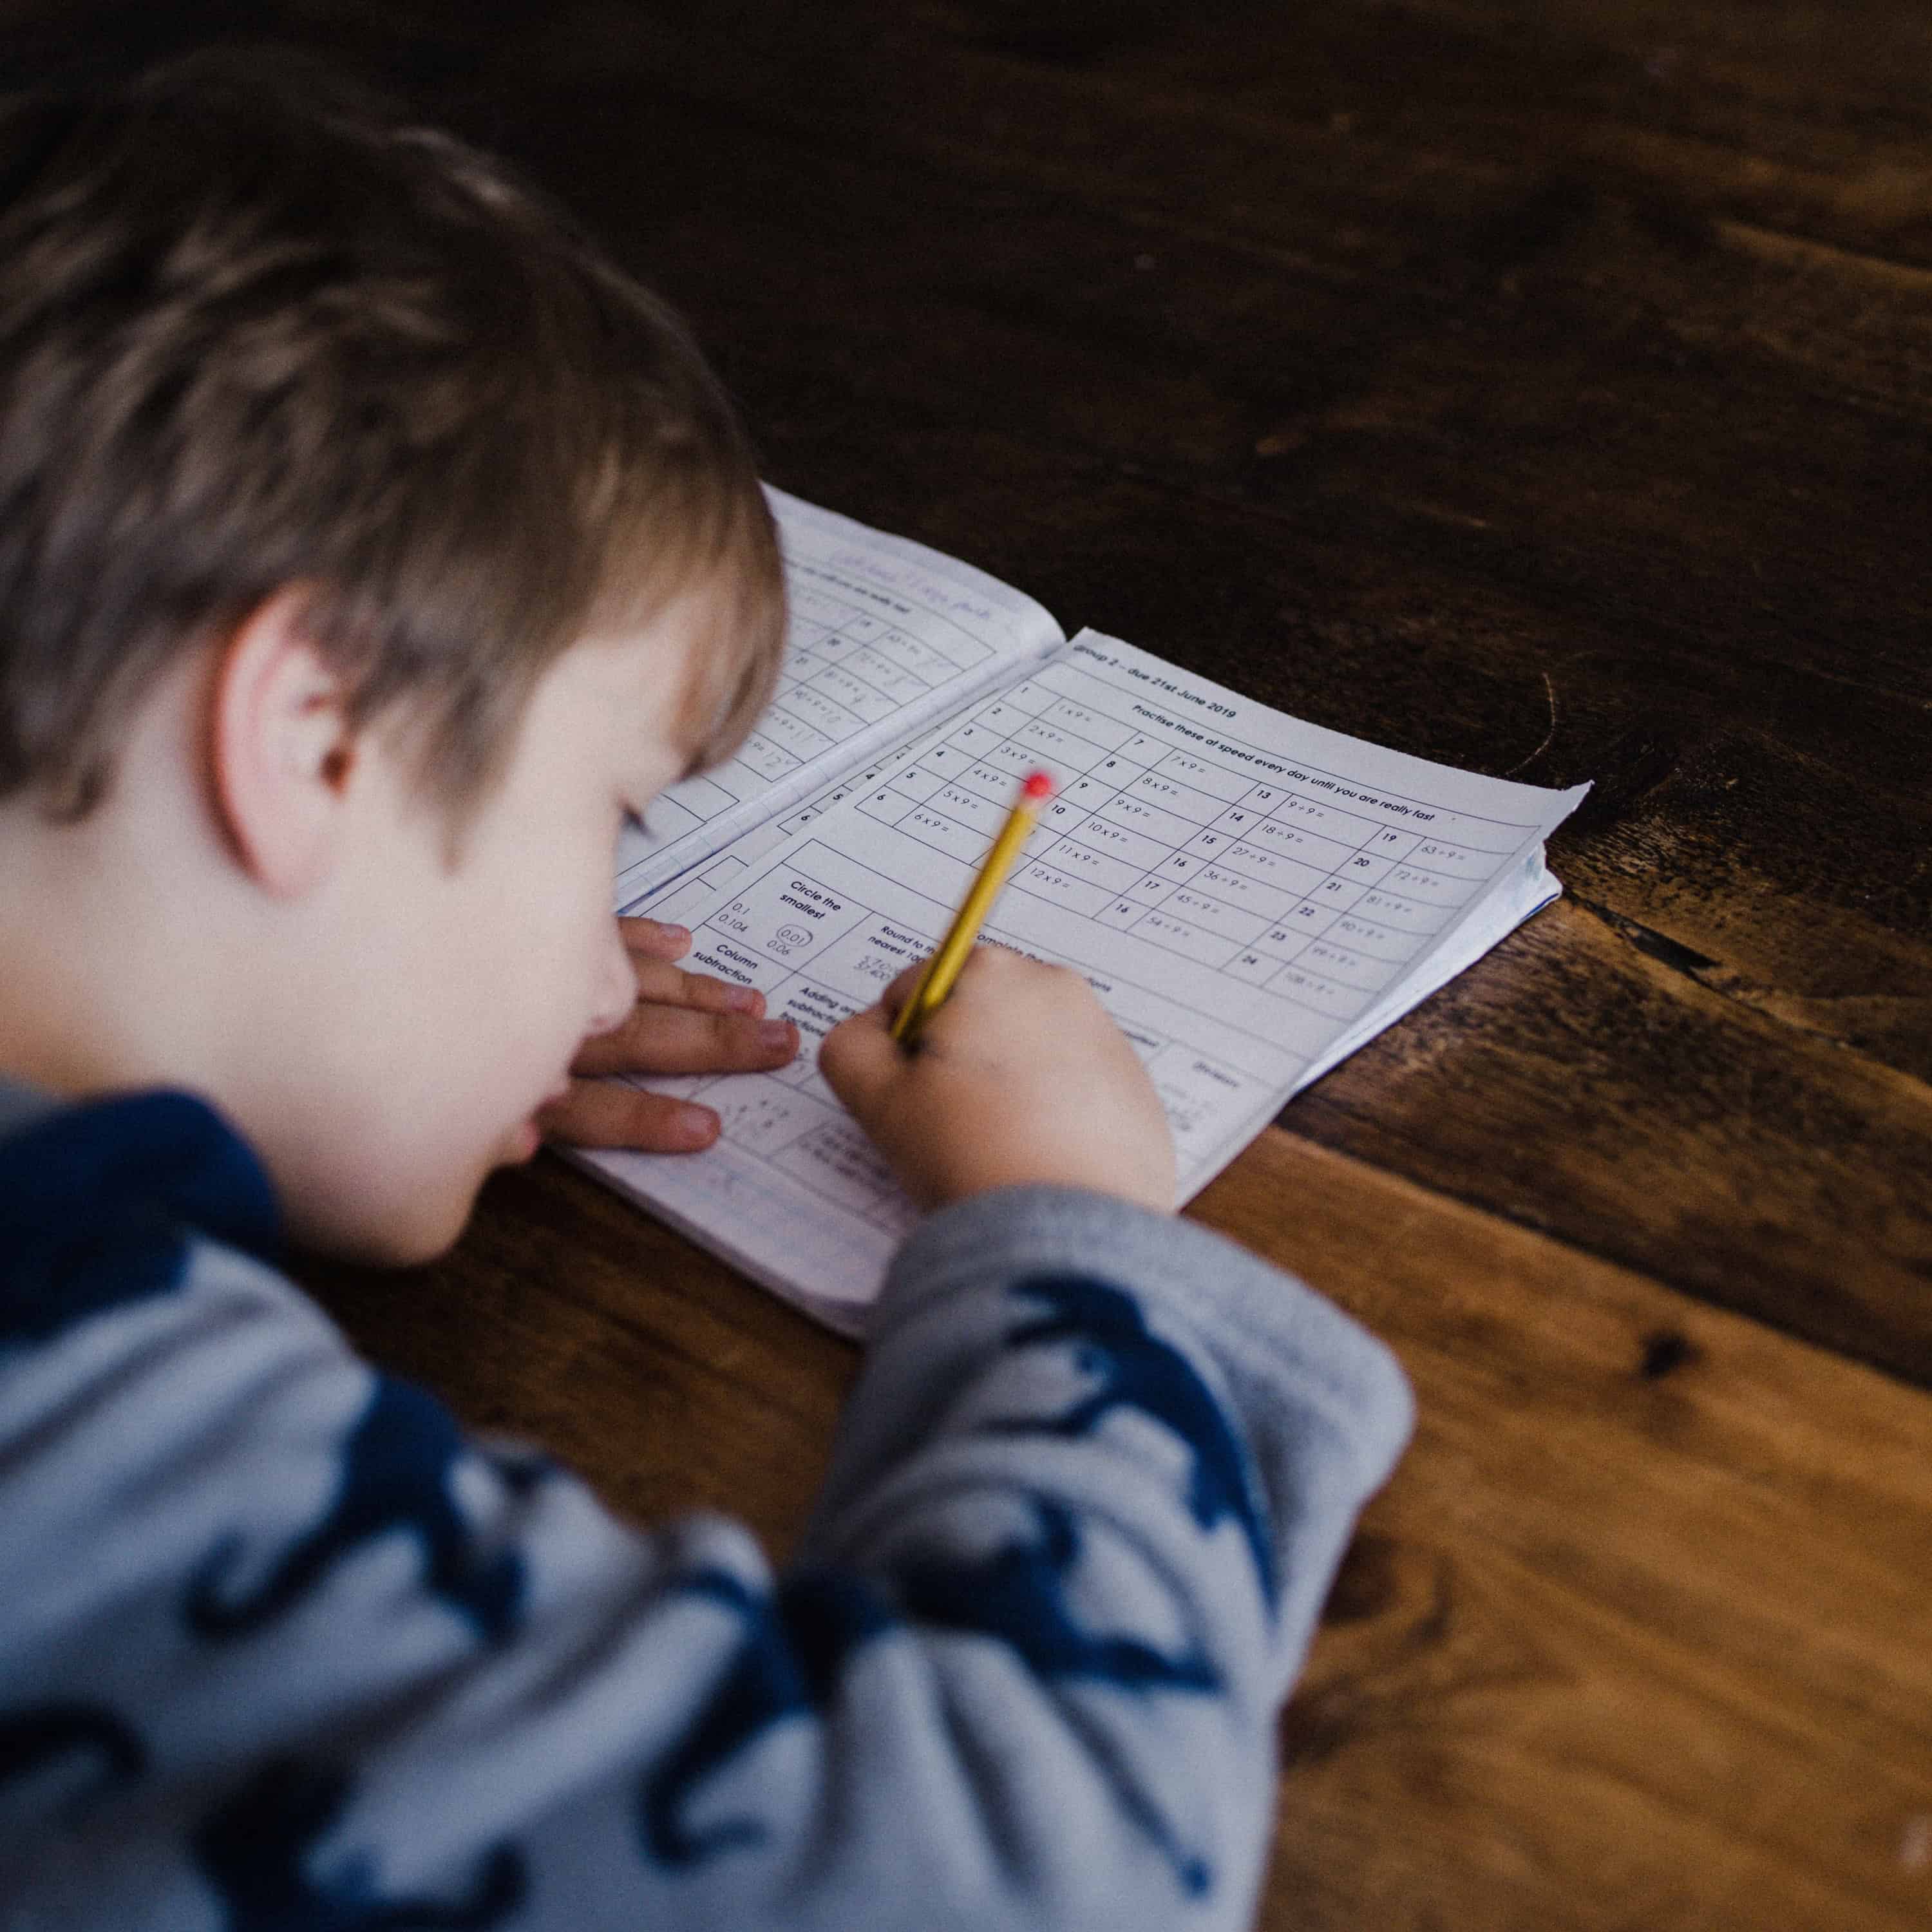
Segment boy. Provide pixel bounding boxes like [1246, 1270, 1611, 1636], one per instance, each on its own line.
[0, 55, 1412, 1932]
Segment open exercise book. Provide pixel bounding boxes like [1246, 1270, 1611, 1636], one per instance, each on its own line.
[574, 489, 1589, 1334]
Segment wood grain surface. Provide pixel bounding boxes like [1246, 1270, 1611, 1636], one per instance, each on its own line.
[13, 5, 1928, 1926]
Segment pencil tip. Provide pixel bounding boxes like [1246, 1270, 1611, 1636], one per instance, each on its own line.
[1023, 770, 1054, 799]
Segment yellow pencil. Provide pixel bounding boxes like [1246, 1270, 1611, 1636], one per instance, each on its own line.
[891, 769, 1054, 1047]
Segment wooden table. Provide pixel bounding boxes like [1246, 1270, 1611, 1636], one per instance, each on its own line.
[20, 5, 1929, 1926]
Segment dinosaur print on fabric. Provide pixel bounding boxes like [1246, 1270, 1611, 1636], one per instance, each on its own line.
[992, 1274, 1275, 1603]
[192, 1757, 526, 1930]
[640, 1502, 1218, 1895]
[638, 1568, 895, 1864]
[897, 1498, 1218, 1696]
[187, 1375, 525, 1643]
[0, 1703, 145, 1819]
[897, 1498, 1218, 1897]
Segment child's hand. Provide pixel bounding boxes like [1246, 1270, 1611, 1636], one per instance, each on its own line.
[538, 918, 797, 1152]
[820, 946, 1175, 1213]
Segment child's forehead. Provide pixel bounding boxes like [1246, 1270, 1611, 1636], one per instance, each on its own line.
[651, 567, 781, 777]
[574, 580, 739, 767]
[563, 513, 784, 788]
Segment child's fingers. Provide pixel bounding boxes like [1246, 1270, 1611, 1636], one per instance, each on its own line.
[818, 997, 905, 1119]
[536, 1079, 719, 1152]
[876, 960, 927, 1023]
[572, 1005, 797, 1077]
[820, 953, 970, 1108]
[872, 945, 1016, 1045]
[630, 953, 766, 1016]
[591, 954, 766, 1039]
[617, 916, 696, 962]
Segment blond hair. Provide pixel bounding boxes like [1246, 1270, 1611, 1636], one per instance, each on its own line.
[0, 52, 783, 823]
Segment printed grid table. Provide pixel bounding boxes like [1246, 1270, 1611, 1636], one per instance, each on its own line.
[847, 663, 1540, 1030]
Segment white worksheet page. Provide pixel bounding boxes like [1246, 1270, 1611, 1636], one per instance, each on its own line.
[580, 632, 1587, 1331]
[612, 488, 1065, 907]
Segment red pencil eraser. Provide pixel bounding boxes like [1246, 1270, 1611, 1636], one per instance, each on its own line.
[1022, 770, 1054, 800]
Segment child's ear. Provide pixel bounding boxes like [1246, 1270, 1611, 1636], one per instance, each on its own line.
[207, 589, 362, 897]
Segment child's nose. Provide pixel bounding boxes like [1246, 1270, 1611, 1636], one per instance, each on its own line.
[585, 918, 635, 1039]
